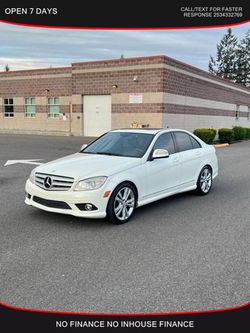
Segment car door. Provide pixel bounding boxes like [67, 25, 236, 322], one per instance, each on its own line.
[172, 131, 203, 187]
[144, 132, 180, 199]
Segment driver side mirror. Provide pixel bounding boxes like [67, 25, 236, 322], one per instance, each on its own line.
[81, 143, 88, 151]
[151, 148, 169, 160]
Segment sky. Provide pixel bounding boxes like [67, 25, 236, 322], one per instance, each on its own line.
[0, 22, 249, 72]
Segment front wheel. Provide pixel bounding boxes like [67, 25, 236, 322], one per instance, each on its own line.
[195, 166, 213, 195]
[106, 183, 137, 224]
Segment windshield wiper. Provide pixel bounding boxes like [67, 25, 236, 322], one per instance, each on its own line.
[81, 151, 95, 154]
[82, 151, 125, 156]
[95, 152, 115, 156]
[95, 152, 125, 156]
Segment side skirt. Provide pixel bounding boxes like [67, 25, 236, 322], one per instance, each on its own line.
[137, 185, 197, 207]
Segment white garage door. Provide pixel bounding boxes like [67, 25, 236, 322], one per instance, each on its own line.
[83, 95, 111, 136]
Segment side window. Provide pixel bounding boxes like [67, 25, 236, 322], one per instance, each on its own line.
[24, 97, 36, 117]
[153, 133, 175, 155]
[48, 97, 60, 118]
[174, 132, 193, 152]
[190, 135, 201, 149]
[4, 98, 14, 117]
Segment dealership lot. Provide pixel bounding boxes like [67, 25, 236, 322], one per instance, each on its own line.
[0, 134, 249, 313]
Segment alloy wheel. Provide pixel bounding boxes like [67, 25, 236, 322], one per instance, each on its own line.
[113, 187, 135, 221]
[200, 168, 212, 194]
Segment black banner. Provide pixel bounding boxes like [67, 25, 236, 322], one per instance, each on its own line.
[0, 0, 249, 28]
[1, 302, 250, 331]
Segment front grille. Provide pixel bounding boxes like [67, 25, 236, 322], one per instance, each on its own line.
[35, 172, 74, 191]
[33, 196, 71, 209]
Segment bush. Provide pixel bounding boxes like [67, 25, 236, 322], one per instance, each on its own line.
[218, 128, 234, 143]
[245, 128, 250, 139]
[193, 128, 216, 144]
[233, 126, 246, 140]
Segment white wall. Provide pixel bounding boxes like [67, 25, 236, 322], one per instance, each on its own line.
[163, 113, 250, 132]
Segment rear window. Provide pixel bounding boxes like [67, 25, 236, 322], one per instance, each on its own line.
[190, 135, 201, 149]
[173, 132, 193, 152]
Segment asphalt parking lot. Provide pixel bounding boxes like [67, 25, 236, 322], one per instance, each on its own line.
[0, 133, 249, 313]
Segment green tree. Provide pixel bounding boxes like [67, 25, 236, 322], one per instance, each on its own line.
[208, 28, 238, 82]
[235, 30, 250, 87]
[5, 64, 10, 72]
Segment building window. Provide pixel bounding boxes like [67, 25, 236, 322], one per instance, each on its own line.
[248, 106, 250, 121]
[235, 105, 240, 121]
[4, 98, 14, 117]
[47, 97, 60, 118]
[24, 97, 36, 117]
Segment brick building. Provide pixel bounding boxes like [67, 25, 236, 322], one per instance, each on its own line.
[0, 55, 249, 136]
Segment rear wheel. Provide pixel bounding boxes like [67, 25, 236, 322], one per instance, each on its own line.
[196, 166, 212, 195]
[106, 183, 137, 224]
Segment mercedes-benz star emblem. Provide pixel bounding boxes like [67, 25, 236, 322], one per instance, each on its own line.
[44, 176, 52, 189]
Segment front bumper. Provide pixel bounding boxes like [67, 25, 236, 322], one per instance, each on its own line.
[25, 179, 108, 218]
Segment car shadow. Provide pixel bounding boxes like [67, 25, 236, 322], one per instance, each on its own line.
[28, 208, 110, 229]
[135, 191, 195, 217]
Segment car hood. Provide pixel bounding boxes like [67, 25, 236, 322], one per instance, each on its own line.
[34, 153, 141, 180]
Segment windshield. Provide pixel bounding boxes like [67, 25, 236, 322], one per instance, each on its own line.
[81, 132, 154, 158]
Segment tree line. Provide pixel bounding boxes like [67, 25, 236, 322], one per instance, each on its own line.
[209, 28, 250, 87]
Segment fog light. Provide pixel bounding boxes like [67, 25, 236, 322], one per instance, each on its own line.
[85, 203, 93, 211]
[75, 203, 98, 211]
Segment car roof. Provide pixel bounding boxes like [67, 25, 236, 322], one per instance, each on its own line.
[111, 128, 191, 135]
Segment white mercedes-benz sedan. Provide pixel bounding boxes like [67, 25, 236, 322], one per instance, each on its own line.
[25, 129, 218, 224]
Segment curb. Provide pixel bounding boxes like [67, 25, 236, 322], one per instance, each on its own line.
[213, 143, 229, 148]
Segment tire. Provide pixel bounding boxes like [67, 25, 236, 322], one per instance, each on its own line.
[195, 166, 213, 195]
[106, 182, 137, 224]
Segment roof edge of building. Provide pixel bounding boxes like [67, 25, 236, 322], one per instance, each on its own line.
[0, 54, 249, 93]
[0, 66, 71, 75]
[163, 54, 250, 93]
[71, 55, 166, 66]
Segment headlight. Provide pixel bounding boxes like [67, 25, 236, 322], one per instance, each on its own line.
[29, 169, 36, 184]
[74, 176, 107, 191]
